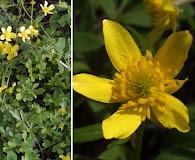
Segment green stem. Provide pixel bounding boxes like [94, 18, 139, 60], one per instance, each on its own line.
[135, 122, 145, 160]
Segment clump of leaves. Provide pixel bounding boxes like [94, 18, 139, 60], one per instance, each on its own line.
[0, 0, 71, 159]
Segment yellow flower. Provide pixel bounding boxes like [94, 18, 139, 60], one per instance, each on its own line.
[0, 26, 16, 42]
[30, 0, 36, 5]
[58, 122, 65, 131]
[59, 155, 70, 160]
[73, 20, 192, 139]
[61, 108, 67, 115]
[144, 0, 179, 44]
[18, 26, 31, 42]
[40, 1, 55, 16]
[0, 41, 4, 51]
[0, 85, 7, 92]
[2, 43, 19, 60]
[28, 25, 39, 37]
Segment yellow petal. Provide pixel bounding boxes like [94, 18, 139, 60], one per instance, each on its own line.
[151, 92, 190, 132]
[163, 2, 176, 12]
[103, 19, 141, 71]
[154, 31, 192, 79]
[102, 109, 142, 139]
[73, 73, 119, 103]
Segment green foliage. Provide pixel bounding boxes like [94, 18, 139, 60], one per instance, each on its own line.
[0, 0, 71, 159]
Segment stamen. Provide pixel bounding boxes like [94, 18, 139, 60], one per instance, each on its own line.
[146, 106, 151, 119]
[138, 98, 148, 104]
[156, 105, 166, 112]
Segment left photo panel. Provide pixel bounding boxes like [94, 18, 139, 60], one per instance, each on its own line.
[0, 0, 71, 159]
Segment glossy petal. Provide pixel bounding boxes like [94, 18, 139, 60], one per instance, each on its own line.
[73, 73, 121, 103]
[154, 31, 193, 79]
[102, 108, 142, 139]
[103, 19, 141, 72]
[151, 92, 190, 132]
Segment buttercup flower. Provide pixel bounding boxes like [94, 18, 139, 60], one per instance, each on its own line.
[0, 26, 16, 42]
[28, 25, 39, 37]
[2, 43, 19, 60]
[0, 85, 7, 92]
[30, 0, 36, 5]
[59, 155, 70, 160]
[18, 26, 31, 42]
[73, 20, 192, 139]
[144, 0, 179, 44]
[61, 108, 67, 115]
[40, 1, 55, 16]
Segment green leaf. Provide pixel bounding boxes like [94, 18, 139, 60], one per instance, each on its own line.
[118, 3, 151, 28]
[108, 136, 131, 149]
[74, 123, 103, 143]
[54, 37, 66, 55]
[74, 32, 104, 53]
[156, 146, 195, 160]
[9, 109, 21, 122]
[98, 144, 132, 160]
[98, 0, 117, 19]
[79, 1, 95, 32]
[59, 14, 70, 27]
[7, 151, 17, 160]
[34, 15, 44, 24]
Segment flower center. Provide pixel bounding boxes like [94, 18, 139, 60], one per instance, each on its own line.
[132, 74, 152, 96]
[111, 56, 179, 121]
[112, 56, 165, 100]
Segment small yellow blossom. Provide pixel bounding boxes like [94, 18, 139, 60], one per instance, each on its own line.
[0, 85, 7, 92]
[144, 0, 179, 44]
[18, 26, 31, 42]
[2, 43, 19, 60]
[40, 1, 55, 16]
[0, 26, 16, 42]
[73, 20, 192, 139]
[58, 122, 65, 131]
[59, 155, 70, 160]
[28, 25, 39, 37]
[61, 108, 67, 115]
[30, 0, 36, 5]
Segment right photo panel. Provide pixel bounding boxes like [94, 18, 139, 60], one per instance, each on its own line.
[73, 0, 195, 160]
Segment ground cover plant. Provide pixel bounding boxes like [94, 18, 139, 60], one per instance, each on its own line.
[0, 0, 71, 159]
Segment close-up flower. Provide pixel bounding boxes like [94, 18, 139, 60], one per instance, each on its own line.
[144, 0, 179, 44]
[59, 155, 70, 160]
[0, 26, 16, 42]
[40, 0, 55, 16]
[18, 26, 31, 42]
[73, 20, 192, 139]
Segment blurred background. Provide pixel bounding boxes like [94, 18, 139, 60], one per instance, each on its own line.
[73, 0, 195, 159]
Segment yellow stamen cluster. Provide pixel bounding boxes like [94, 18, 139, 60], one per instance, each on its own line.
[112, 56, 178, 121]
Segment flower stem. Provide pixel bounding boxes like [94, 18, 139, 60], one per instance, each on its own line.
[135, 122, 145, 160]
